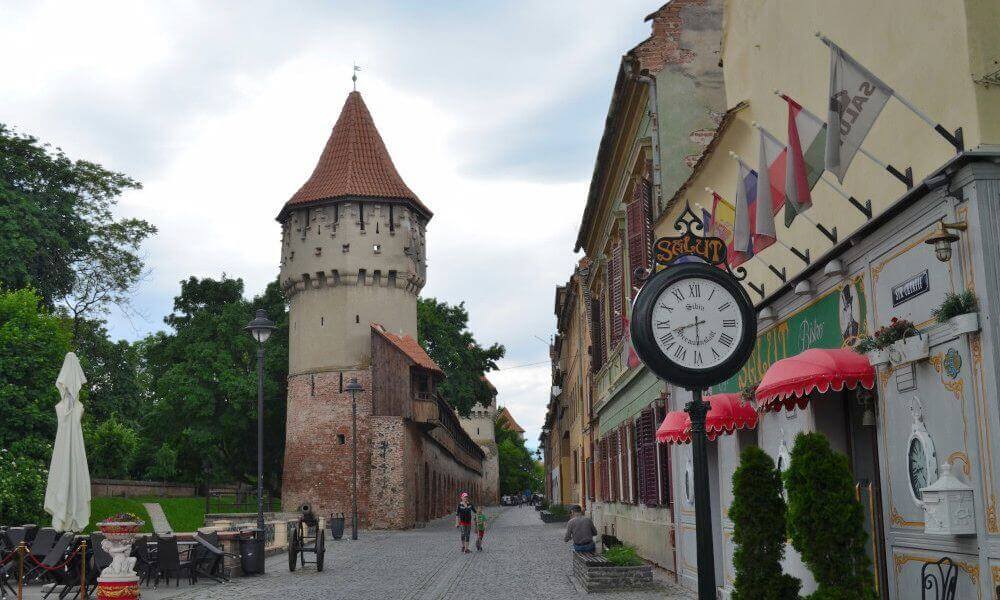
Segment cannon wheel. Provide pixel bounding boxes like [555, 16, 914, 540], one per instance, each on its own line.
[316, 530, 325, 572]
[288, 528, 300, 572]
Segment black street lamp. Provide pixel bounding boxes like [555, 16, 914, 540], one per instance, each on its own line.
[245, 309, 275, 571]
[345, 377, 364, 541]
[685, 390, 716, 598]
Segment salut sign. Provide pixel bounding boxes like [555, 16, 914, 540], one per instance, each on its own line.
[654, 232, 727, 267]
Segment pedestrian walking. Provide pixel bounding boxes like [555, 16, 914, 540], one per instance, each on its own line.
[475, 510, 487, 551]
[456, 492, 477, 554]
[563, 505, 597, 553]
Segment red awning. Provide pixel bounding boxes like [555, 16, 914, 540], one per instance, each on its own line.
[655, 393, 758, 444]
[755, 348, 875, 413]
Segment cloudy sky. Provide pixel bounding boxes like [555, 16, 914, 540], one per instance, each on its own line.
[1, 0, 657, 448]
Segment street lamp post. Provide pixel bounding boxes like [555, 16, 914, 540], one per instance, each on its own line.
[685, 388, 716, 598]
[345, 377, 364, 541]
[245, 309, 275, 572]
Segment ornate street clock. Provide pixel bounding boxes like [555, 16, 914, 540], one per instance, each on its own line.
[631, 261, 756, 389]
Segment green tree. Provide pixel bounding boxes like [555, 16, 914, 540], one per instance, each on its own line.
[496, 417, 536, 495]
[0, 288, 72, 458]
[731, 446, 800, 600]
[72, 318, 149, 426]
[0, 445, 49, 525]
[0, 124, 156, 327]
[141, 276, 287, 488]
[785, 432, 875, 600]
[85, 417, 139, 479]
[417, 297, 505, 416]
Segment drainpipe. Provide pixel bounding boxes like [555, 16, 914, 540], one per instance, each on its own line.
[637, 72, 663, 216]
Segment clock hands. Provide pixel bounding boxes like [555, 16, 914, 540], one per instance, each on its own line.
[674, 316, 705, 334]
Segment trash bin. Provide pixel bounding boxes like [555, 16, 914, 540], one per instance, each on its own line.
[239, 529, 266, 574]
[329, 514, 345, 540]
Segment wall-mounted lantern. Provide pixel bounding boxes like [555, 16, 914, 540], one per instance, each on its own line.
[924, 220, 967, 262]
[921, 463, 976, 536]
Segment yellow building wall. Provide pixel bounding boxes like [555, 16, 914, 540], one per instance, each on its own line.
[656, 0, 999, 288]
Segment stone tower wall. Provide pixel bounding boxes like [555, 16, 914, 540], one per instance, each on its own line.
[279, 200, 427, 375]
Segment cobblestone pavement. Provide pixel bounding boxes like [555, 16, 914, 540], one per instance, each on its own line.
[125, 506, 690, 600]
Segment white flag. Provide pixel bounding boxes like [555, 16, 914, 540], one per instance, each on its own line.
[824, 41, 894, 183]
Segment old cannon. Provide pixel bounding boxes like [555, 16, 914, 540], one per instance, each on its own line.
[288, 504, 326, 572]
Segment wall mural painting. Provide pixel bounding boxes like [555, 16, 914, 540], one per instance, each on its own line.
[715, 277, 867, 394]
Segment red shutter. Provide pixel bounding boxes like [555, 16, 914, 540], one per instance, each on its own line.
[655, 403, 672, 507]
[637, 408, 659, 506]
[590, 299, 605, 372]
[626, 181, 652, 298]
[628, 421, 639, 504]
[609, 245, 625, 348]
[610, 432, 620, 503]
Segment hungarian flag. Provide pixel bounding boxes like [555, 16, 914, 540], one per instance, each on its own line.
[781, 94, 826, 225]
[620, 314, 641, 369]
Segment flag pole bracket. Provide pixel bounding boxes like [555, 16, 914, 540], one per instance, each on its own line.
[747, 281, 766, 299]
[886, 165, 914, 189]
[767, 264, 787, 283]
[816, 223, 839, 244]
[847, 196, 873, 220]
[790, 247, 811, 266]
[935, 126, 964, 154]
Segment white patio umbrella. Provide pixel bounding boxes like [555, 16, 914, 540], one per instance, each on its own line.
[44, 352, 92, 532]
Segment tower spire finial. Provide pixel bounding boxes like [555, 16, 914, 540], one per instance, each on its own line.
[352, 63, 361, 91]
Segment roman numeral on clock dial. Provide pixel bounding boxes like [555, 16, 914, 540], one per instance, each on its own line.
[650, 276, 744, 371]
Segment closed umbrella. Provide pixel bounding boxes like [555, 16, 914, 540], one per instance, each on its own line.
[44, 352, 91, 532]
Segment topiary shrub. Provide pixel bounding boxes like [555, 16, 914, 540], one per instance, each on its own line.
[785, 432, 875, 599]
[730, 446, 800, 600]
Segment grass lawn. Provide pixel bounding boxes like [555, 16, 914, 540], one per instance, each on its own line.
[86, 497, 208, 533]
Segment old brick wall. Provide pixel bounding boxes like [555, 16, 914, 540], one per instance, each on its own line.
[368, 416, 410, 528]
[282, 368, 374, 524]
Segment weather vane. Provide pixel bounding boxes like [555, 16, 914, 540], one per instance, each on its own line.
[352, 63, 362, 91]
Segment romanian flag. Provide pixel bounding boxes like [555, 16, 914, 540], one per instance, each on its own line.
[781, 94, 826, 225]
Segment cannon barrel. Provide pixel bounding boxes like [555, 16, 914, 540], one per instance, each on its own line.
[299, 503, 319, 527]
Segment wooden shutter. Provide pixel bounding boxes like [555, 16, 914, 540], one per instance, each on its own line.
[610, 432, 620, 503]
[626, 181, 652, 298]
[590, 298, 605, 372]
[655, 403, 672, 507]
[588, 441, 596, 500]
[608, 244, 625, 348]
[628, 421, 639, 504]
[637, 408, 659, 506]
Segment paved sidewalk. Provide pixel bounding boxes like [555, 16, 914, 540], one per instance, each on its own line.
[22, 507, 690, 599]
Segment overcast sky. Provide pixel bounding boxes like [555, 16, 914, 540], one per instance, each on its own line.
[1, 0, 656, 448]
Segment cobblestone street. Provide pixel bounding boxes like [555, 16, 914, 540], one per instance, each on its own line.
[140, 507, 688, 600]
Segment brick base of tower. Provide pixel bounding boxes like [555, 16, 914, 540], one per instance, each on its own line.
[282, 368, 488, 530]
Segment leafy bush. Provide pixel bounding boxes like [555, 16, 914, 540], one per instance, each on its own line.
[85, 417, 139, 479]
[785, 433, 875, 599]
[854, 317, 918, 353]
[547, 503, 569, 518]
[932, 290, 978, 323]
[145, 443, 179, 481]
[0, 445, 49, 525]
[603, 543, 642, 566]
[730, 446, 801, 600]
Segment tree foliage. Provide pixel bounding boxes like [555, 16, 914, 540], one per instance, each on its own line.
[417, 297, 505, 416]
[785, 432, 875, 600]
[0, 124, 155, 326]
[731, 446, 801, 600]
[496, 416, 539, 495]
[139, 276, 288, 489]
[85, 417, 139, 479]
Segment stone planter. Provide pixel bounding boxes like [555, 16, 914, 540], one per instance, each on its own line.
[950, 312, 980, 335]
[572, 552, 655, 592]
[866, 349, 890, 366]
[888, 335, 930, 366]
[96, 520, 144, 600]
[539, 511, 570, 523]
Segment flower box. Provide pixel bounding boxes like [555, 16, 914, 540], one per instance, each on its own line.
[539, 510, 570, 523]
[950, 312, 980, 335]
[888, 335, 930, 366]
[866, 349, 890, 366]
[572, 552, 655, 592]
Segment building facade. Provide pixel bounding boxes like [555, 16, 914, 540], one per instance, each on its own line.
[458, 378, 500, 506]
[279, 91, 486, 528]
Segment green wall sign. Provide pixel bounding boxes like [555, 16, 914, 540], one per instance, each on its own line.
[714, 277, 867, 394]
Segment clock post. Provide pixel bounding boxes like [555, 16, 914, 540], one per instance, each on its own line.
[686, 388, 716, 598]
[629, 205, 756, 600]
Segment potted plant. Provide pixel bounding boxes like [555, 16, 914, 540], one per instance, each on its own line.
[853, 318, 926, 366]
[932, 290, 979, 335]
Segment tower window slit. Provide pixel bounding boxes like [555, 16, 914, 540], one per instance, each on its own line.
[389, 204, 395, 232]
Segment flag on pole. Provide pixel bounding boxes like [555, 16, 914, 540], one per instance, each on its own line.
[620, 314, 641, 369]
[782, 94, 826, 224]
[756, 129, 785, 237]
[733, 161, 772, 265]
[707, 192, 736, 248]
[824, 40, 894, 183]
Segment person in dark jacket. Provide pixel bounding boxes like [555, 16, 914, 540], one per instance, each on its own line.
[563, 505, 597, 553]
[455, 492, 477, 554]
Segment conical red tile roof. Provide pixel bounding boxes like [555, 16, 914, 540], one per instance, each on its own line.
[280, 91, 431, 219]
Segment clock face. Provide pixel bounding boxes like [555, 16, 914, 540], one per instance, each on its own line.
[650, 277, 744, 371]
[630, 262, 756, 388]
[908, 437, 929, 499]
